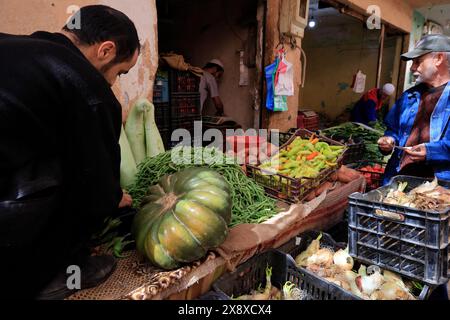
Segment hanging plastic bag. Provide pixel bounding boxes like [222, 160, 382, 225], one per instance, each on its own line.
[352, 70, 366, 94]
[273, 95, 288, 112]
[274, 57, 294, 96]
[264, 58, 279, 111]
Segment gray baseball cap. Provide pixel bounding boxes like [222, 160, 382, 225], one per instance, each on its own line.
[401, 34, 450, 61]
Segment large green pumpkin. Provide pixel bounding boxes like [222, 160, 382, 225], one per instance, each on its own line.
[132, 168, 232, 270]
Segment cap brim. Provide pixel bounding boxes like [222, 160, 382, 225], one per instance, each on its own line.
[401, 49, 433, 61]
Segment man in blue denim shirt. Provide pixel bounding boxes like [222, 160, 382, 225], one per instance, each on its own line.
[378, 34, 450, 300]
[378, 34, 450, 185]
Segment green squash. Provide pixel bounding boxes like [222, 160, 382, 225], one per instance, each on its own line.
[132, 168, 232, 270]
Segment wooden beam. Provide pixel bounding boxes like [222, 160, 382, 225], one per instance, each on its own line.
[376, 24, 386, 88]
[396, 34, 410, 98]
[253, 0, 266, 130]
[390, 35, 403, 106]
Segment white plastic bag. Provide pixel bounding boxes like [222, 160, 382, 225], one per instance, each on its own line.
[352, 70, 366, 94]
[274, 57, 294, 96]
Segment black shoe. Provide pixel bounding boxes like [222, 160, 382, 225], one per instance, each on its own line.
[36, 255, 117, 300]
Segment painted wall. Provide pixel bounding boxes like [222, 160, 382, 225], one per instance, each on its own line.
[157, 0, 258, 130]
[0, 0, 159, 120]
[298, 12, 398, 120]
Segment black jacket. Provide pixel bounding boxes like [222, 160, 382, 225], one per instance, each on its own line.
[0, 32, 123, 297]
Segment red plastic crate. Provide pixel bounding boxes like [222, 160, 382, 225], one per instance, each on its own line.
[354, 161, 386, 191]
[297, 110, 320, 131]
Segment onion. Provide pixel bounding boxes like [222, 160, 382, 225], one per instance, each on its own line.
[306, 248, 334, 267]
[383, 270, 405, 288]
[376, 282, 414, 300]
[356, 271, 384, 296]
[333, 248, 354, 271]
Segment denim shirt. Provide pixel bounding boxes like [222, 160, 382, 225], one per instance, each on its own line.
[383, 82, 450, 184]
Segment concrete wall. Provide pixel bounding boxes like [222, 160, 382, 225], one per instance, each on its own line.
[0, 0, 159, 120]
[157, 0, 258, 130]
[299, 11, 398, 119]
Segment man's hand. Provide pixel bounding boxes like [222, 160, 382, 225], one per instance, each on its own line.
[119, 192, 133, 208]
[378, 136, 395, 153]
[404, 144, 427, 162]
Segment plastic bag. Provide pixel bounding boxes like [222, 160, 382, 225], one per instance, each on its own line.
[274, 57, 294, 96]
[264, 58, 279, 111]
[273, 95, 288, 112]
[352, 70, 366, 94]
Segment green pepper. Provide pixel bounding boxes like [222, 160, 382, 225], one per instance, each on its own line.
[330, 146, 345, 151]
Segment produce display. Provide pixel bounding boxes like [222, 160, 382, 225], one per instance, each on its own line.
[120, 99, 166, 189]
[132, 168, 231, 270]
[128, 147, 279, 227]
[258, 135, 345, 179]
[234, 266, 307, 300]
[321, 122, 386, 162]
[295, 234, 420, 300]
[356, 163, 385, 191]
[119, 124, 138, 189]
[377, 178, 450, 212]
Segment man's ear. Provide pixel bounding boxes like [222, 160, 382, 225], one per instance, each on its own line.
[97, 41, 117, 63]
[435, 53, 446, 67]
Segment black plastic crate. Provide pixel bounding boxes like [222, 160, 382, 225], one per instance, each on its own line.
[158, 128, 171, 150]
[153, 70, 170, 103]
[154, 102, 170, 129]
[268, 128, 297, 147]
[348, 175, 450, 286]
[331, 136, 365, 165]
[212, 249, 361, 300]
[246, 129, 346, 204]
[338, 139, 366, 164]
[171, 93, 201, 120]
[277, 231, 431, 300]
[169, 70, 200, 93]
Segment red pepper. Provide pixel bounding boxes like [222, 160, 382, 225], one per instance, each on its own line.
[306, 151, 320, 161]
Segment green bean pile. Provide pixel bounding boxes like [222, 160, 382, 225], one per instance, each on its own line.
[127, 147, 279, 227]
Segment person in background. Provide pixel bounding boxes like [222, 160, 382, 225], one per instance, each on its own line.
[200, 58, 225, 116]
[0, 5, 139, 299]
[378, 34, 450, 301]
[351, 83, 396, 126]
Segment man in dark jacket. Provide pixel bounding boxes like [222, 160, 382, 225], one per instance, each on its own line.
[0, 5, 139, 299]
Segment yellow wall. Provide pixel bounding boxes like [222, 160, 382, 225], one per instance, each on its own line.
[297, 4, 402, 120]
[0, 0, 159, 120]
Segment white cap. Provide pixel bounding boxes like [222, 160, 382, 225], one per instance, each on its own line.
[208, 58, 224, 70]
[382, 83, 396, 96]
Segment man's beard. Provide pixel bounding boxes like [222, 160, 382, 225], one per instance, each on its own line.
[414, 66, 437, 85]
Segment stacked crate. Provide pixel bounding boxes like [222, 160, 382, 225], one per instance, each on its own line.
[153, 68, 201, 149]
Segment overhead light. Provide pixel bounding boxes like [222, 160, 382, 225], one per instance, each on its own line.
[308, 16, 317, 28]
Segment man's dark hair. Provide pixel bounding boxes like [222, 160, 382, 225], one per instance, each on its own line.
[63, 5, 140, 63]
[204, 63, 224, 73]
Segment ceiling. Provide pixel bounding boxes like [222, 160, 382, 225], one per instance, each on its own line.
[408, 0, 450, 8]
[417, 4, 450, 36]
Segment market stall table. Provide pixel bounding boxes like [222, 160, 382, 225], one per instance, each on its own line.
[67, 177, 365, 300]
